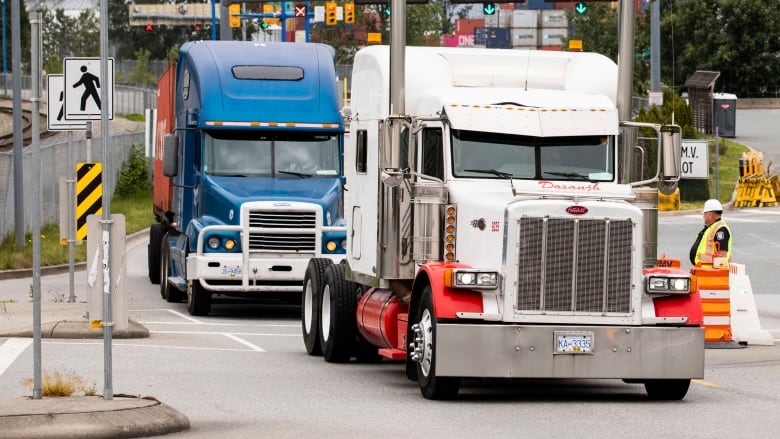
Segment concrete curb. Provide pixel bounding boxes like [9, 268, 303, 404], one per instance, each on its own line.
[0, 319, 149, 339]
[0, 396, 190, 439]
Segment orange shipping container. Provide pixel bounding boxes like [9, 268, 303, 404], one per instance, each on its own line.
[455, 18, 484, 36]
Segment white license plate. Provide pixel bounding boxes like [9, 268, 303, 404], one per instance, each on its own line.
[555, 331, 593, 354]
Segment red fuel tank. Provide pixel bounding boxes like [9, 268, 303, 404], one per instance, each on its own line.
[357, 288, 407, 349]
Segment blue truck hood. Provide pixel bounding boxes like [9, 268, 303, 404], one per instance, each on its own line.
[201, 175, 344, 225]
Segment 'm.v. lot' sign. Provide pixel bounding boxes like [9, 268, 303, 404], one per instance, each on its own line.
[680, 140, 709, 179]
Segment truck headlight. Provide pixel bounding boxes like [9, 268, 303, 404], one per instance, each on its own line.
[646, 276, 690, 294]
[207, 237, 220, 250]
[448, 269, 499, 289]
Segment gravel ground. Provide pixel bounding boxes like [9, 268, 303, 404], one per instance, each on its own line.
[0, 98, 145, 142]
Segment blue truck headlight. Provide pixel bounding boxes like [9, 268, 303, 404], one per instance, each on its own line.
[203, 232, 241, 252]
[646, 276, 690, 294]
[207, 237, 220, 249]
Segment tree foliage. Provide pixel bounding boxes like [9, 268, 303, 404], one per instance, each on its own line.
[569, 0, 780, 97]
[2, 0, 32, 69]
[40, 8, 99, 74]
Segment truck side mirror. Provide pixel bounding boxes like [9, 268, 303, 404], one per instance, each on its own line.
[658, 124, 681, 195]
[163, 133, 179, 177]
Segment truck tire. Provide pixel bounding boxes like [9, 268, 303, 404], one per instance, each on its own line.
[644, 379, 691, 400]
[159, 234, 184, 303]
[319, 263, 357, 363]
[413, 286, 460, 400]
[188, 280, 212, 316]
[147, 224, 163, 284]
[302, 258, 333, 356]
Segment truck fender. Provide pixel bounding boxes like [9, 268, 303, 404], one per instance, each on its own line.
[413, 262, 484, 320]
[646, 266, 704, 326]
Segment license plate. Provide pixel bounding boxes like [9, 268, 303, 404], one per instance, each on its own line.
[554, 331, 593, 354]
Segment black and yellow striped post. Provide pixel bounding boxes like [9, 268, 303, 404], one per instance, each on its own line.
[76, 162, 103, 241]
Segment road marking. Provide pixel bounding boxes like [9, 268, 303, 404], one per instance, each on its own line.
[43, 340, 262, 353]
[0, 338, 32, 375]
[150, 331, 297, 338]
[692, 379, 720, 388]
[222, 333, 266, 352]
[137, 320, 299, 328]
[165, 309, 203, 324]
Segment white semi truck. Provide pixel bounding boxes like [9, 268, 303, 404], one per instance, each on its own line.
[301, 44, 704, 400]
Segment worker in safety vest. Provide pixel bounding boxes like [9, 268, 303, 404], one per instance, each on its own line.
[689, 199, 732, 267]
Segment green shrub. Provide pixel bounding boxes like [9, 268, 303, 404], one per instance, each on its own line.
[114, 145, 149, 198]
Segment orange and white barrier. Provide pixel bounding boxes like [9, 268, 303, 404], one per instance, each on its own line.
[693, 266, 738, 347]
[728, 263, 774, 346]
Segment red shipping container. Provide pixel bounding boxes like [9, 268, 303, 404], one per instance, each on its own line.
[455, 18, 484, 36]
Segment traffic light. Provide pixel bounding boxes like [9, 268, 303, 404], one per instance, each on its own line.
[344, 2, 355, 24]
[145, 23, 153, 32]
[229, 3, 241, 28]
[483, 3, 496, 16]
[326, 2, 337, 26]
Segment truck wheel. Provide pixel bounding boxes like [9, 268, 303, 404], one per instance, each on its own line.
[188, 280, 212, 316]
[644, 379, 691, 400]
[147, 224, 163, 284]
[302, 258, 332, 356]
[319, 263, 357, 363]
[413, 286, 460, 400]
[159, 235, 184, 303]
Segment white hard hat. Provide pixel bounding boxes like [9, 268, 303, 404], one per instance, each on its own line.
[703, 199, 723, 213]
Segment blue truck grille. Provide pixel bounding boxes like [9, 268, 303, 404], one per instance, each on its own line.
[249, 211, 317, 228]
[516, 217, 633, 313]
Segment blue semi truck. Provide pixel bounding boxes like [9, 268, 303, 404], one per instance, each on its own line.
[147, 41, 347, 316]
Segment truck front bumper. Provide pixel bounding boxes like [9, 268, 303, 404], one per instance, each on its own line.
[435, 324, 704, 379]
[188, 252, 341, 293]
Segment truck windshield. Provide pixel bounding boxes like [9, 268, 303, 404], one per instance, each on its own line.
[203, 130, 340, 178]
[451, 129, 614, 182]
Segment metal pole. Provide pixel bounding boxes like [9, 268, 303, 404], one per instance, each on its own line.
[650, 0, 660, 93]
[99, 0, 113, 400]
[715, 127, 720, 201]
[11, 0, 23, 245]
[617, 0, 636, 183]
[67, 130, 75, 302]
[211, 0, 216, 41]
[2, 0, 7, 96]
[389, 0, 405, 116]
[30, 11, 42, 401]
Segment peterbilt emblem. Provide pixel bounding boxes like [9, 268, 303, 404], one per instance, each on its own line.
[566, 206, 588, 215]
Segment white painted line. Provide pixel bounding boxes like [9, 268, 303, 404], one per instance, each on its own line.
[150, 330, 298, 337]
[136, 320, 299, 328]
[44, 340, 260, 353]
[222, 333, 266, 352]
[165, 308, 204, 324]
[0, 338, 32, 375]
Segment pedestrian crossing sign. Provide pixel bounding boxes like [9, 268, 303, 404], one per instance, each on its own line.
[63, 57, 114, 121]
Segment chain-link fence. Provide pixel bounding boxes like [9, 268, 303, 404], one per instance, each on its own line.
[0, 131, 145, 239]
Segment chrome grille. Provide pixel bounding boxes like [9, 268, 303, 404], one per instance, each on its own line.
[248, 233, 316, 252]
[247, 210, 317, 252]
[249, 211, 316, 228]
[517, 217, 633, 313]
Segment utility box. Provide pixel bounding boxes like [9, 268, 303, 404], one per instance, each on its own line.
[713, 93, 737, 138]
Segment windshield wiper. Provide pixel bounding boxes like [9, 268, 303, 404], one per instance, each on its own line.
[278, 170, 313, 179]
[543, 171, 588, 179]
[463, 169, 514, 178]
